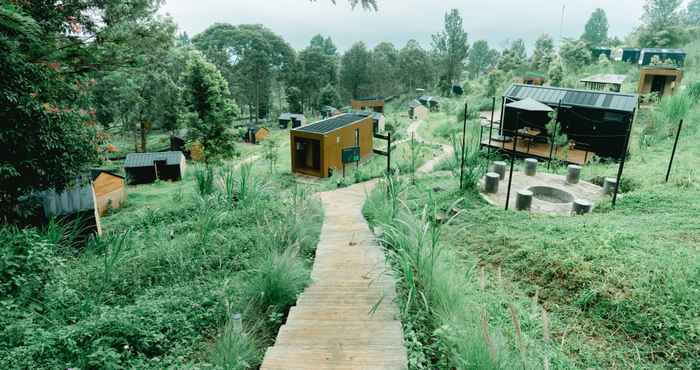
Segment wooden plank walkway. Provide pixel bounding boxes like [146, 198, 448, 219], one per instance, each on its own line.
[261, 181, 407, 370]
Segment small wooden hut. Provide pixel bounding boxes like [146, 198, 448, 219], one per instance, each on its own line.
[409, 100, 429, 120]
[279, 113, 306, 129]
[124, 151, 187, 184]
[639, 66, 683, 98]
[244, 126, 270, 144]
[351, 97, 385, 113]
[418, 96, 440, 111]
[522, 72, 546, 86]
[90, 170, 126, 215]
[580, 74, 627, 92]
[290, 113, 373, 178]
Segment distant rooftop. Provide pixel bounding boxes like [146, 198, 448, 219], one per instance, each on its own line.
[293, 113, 367, 134]
[504, 84, 638, 113]
[124, 151, 184, 168]
[580, 74, 627, 85]
[641, 48, 685, 54]
[353, 96, 385, 101]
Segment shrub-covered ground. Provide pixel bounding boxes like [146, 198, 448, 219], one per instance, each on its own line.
[364, 42, 700, 369]
[0, 164, 323, 369]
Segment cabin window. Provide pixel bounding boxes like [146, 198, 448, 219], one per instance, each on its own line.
[604, 112, 624, 123]
[355, 128, 360, 146]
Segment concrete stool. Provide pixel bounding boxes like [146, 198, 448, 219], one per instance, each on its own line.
[484, 172, 500, 194]
[492, 161, 507, 180]
[572, 199, 592, 215]
[603, 177, 617, 195]
[515, 189, 533, 211]
[524, 158, 538, 176]
[566, 165, 582, 184]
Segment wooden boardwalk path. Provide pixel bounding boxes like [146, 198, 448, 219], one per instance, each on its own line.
[261, 181, 407, 370]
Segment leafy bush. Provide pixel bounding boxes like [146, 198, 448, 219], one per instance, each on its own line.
[0, 226, 58, 304]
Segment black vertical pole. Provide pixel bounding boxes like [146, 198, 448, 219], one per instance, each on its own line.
[387, 132, 392, 175]
[488, 96, 496, 155]
[460, 102, 468, 190]
[547, 100, 562, 170]
[665, 119, 684, 182]
[505, 113, 520, 211]
[499, 96, 506, 136]
[612, 109, 635, 207]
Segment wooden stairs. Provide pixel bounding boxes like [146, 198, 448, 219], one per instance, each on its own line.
[261, 181, 407, 370]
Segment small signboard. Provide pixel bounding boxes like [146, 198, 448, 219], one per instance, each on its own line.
[342, 147, 360, 164]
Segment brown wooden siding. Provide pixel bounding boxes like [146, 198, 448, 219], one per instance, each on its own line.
[93, 172, 126, 215]
[290, 116, 373, 177]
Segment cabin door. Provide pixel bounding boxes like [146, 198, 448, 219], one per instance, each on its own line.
[651, 75, 666, 96]
[154, 160, 167, 180]
[294, 137, 321, 173]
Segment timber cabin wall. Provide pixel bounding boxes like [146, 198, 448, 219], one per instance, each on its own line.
[93, 172, 126, 215]
[290, 130, 324, 177]
[322, 116, 373, 176]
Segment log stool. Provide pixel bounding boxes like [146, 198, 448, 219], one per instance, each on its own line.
[515, 189, 533, 211]
[603, 177, 617, 195]
[524, 158, 538, 176]
[484, 172, 500, 194]
[566, 165, 582, 184]
[572, 199, 592, 215]
[492, 161, 507, 180]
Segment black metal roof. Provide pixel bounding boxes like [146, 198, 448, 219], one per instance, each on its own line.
[641, 48, 685, 55]
[293, 113, 366, 134]
[124, 151, 184, 168]
[354, 96, 384, 101]
[504, 84, 638, 113]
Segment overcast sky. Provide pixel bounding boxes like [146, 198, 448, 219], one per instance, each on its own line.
[159, 0, 675, 52]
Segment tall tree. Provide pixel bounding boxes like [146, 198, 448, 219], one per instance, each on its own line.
[531, 34, 555, 72]
[310, 34, 338, 56]
[193, 24, 293, 122]
[688, 0, 700, 25]
[432, 9, 469, 86]
[582, 8, 609, 46]
[559, 38, 592, 70]
[497, 39, 527, 73]
[638, 0, 686, 47]
[398, 40, 434, 92]
[467, 40, 498, 78]
[180, 52, 238, 165]
[370, 42, 400, 96]
[340, 42, 372, 99]
[0, 1, 166, 221]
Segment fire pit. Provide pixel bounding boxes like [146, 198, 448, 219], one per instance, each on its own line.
[527, 186, 574, 204]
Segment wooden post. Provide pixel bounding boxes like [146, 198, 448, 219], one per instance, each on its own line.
[387, 132, 392, 175]
[460, 102, 468, 190]
[612, 109, 635, 207]
[488, 96, 496, 155]
[505, 114, 520, 211]
[665, 119, 684, 183]
[547, 100, 562, 170]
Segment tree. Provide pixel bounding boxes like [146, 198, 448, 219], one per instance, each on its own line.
[370, 42, 400, 96]
[318, 84, 340, 109]
[531, 34, 555, 72]
[193, 24, 294, 122]
[287, 39, 338, 111]
[398, 40, 434, 92]
[582, 8, 609, 46]
[467, 40, 498, 78]
[688, 0, 700, 25]
[310, 34, 338, 56]
[0, 1, 166, 221]
[638, 0, 687, 47]
[547, 57, 564, 87]
[497, 39, 527, 73]
[314, 0, 378, 10]
[485, 70, 504, 97]
[432, 9, 469, 86]
[180, 52, 239, 165]
[340, 42, 372, 98]
[559, 38, 592, 71]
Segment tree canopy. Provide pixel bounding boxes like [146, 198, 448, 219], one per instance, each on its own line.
[340, 42, 372, 98]
[432, 9, 469, 87]
[582, 8, 609, 46]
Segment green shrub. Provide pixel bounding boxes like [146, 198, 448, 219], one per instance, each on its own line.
[0, 226, 58, 303]
[194, 165, 215, 196]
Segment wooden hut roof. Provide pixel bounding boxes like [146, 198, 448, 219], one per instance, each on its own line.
[293, 113, 366, 135]
[579, 74, 627, 85]
[124, 151, 184, 168]
[504, 84, 638, 113]
[90, 169, 125, 180]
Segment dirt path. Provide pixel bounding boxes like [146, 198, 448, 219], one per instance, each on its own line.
[261, 180, 407, 369]
[406, 119, 454, 173]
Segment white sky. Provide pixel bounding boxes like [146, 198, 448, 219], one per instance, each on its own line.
[159, 0, 685, 52]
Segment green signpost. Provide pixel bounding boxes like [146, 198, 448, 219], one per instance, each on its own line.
[341, 147, 360, 177]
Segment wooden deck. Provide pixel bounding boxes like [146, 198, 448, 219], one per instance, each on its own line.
[481, 138, 593, 165]
[261, 181, 407, 370]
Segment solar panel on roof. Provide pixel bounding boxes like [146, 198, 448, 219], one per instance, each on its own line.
[293, 114, 366, 134]
[505, 84, 637, 112]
